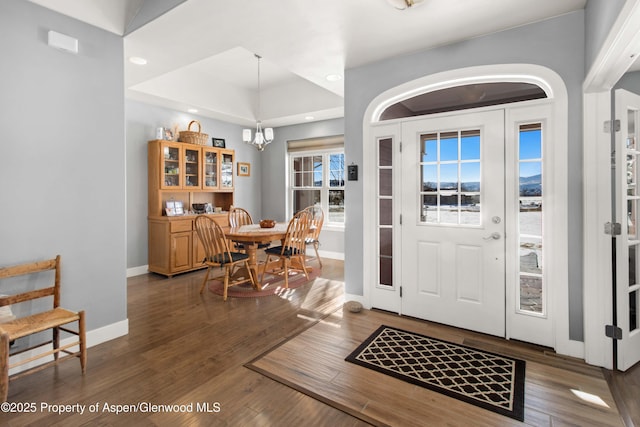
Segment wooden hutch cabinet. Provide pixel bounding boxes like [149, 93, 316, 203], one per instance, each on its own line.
[148, 139, 235, 277]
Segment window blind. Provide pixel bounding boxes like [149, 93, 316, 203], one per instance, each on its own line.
[287, 135, 344, 153]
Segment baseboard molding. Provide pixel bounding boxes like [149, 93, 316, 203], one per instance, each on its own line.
[556, 339, 585, 361]
[318, 250, 344, 261]
[127, 265, 149, 277]
[8, 319, 129, 376]
[344, 293, 365, 306]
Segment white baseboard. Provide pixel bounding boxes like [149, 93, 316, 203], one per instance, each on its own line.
[344, 293, 365, 306]
[556, 339, 585, 361]
[317, 250, 344, 261]
[127, 265, 149, 277]
[8, 319, 129, 376]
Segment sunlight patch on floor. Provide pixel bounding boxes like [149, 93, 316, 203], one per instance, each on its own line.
[570, 389, 610, 408]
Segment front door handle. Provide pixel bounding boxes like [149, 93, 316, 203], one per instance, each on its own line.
[483, 232, 501, 240]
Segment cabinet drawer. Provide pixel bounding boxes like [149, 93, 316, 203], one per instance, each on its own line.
[170, 219, 193, 233]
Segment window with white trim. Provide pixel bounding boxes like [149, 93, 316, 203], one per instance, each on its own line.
[288, 136, 345, 226]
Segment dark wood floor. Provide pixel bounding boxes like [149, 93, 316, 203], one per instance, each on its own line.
[0, 259, 638, 426]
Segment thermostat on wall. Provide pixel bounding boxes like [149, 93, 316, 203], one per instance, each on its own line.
[348, 164, 358, 181]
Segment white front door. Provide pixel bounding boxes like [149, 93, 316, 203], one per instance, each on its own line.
[400, 110, 506, 337]
[615, 89, 640, 371]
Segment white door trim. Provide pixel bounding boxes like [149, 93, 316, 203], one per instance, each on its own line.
[582, 0, 640, 370]
[362, 63, 573, 357]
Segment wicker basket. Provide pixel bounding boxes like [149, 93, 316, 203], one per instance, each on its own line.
[179, 120, 208, 145]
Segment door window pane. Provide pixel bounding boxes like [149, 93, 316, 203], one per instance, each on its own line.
[380, 169, 392, 196]
[519, 127, 542, 159]
[421, 165, 437, 191]
[440, 132, 458, 161]
[629, 245, 637, 287]
[461, 162, 480, 192]
[419, 129, 480, 225]
[631, 291, 638, 332]
[461, 131, 481, 160]
[440, 164, 458, 190]
[422, 134, 437, 163]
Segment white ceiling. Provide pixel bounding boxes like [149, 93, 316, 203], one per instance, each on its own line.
[31, 0, 592, 127]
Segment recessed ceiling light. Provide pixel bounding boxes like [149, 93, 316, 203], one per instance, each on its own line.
[129, 56, 148, 65]
[187, 108, 198, 113]
[326, 74, 342, 82]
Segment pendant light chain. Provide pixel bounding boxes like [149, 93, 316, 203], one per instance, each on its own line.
[242, 53, 274, 151]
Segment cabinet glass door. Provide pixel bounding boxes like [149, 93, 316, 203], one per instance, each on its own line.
[221, 151, 234, 188]
[184, 146, 201, 188]
[203, 148, 219, 189]
[161, 143, 182, 189]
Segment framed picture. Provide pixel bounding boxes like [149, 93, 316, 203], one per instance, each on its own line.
[165, 200, 184, 216]
[237, 162, 250, 177]
[212, 138, 226, 148]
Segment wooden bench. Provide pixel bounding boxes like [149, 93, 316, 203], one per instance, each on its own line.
[0, 255, 86, 402]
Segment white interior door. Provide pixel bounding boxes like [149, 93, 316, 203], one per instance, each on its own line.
[400, 110, 505, 337]
[615, 89, 640, 371]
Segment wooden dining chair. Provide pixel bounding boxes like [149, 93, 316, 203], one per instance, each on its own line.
[194, 215, 257, 301]
[260, 209, 312, 288]
[228, 207, 270, 251]
[303, 205, 324, 267]
[228, 206, 253, 227]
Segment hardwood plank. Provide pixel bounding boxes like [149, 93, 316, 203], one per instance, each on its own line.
[249, 309, 625, 427]
[0, 258, 636, 426]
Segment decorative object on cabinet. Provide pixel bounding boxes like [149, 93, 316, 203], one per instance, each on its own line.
[192, 203, 208, 214]
[238, 162, 250, 177]
[165, 200, 184, 216]
[212, 138, 226, 148]
[242, 54, 274, 151]
[179, 120, 208, 145]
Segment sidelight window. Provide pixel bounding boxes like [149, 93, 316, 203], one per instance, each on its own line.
[518, 123, 544, 314]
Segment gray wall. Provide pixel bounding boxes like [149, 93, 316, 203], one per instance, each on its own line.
[0, 0, 126, 329]
[344, 12, 586, 340]
[260, 118, 345, 256]
[617, 70, 640, 92]
[585, 0, 626, 72]
[126, 100, 265, 270]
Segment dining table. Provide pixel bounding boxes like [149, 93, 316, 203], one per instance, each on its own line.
[223, 223, 288, 290]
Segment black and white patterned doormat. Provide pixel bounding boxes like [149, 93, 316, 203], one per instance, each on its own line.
[345, 325, 526, 421]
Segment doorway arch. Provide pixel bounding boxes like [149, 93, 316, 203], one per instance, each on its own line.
[361, 64, 576, 357]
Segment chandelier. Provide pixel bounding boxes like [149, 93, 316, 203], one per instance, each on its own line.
[242, 54, 273, 151]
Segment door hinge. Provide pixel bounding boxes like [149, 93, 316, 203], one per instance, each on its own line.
[605, 324, 623, 340]
[604, 119, 621, 133]
[399, 141, 402, 152]
[604, 222, 622, 236]
[400, 286, 403, 298]
[399, 214, 402, 225]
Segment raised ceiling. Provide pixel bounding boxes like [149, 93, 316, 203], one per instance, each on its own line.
[30, 0, 590, 127]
